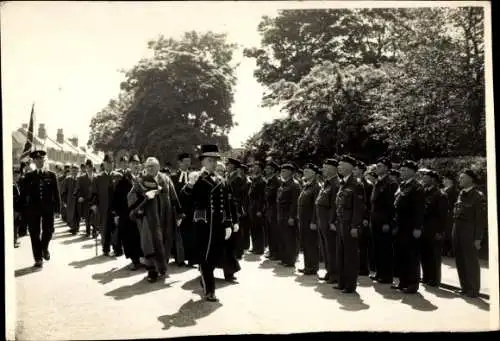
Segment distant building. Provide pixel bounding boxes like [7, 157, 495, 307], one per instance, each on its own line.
[12, 123, 102, 171]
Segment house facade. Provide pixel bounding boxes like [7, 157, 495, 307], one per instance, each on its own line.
[12, 123, 102, 171]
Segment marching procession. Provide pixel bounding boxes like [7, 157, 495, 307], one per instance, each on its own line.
[13, 144, 486, 303]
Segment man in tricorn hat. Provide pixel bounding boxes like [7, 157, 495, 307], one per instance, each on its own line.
[277, 162, 301, 267]
[191, 144, 240, 301]
[75, 159, 97, 238]
[20, 149, 60, 268]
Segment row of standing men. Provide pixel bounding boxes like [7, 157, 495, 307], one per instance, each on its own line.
[13, 146, 486, 301]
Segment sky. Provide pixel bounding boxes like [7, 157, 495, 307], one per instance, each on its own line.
[1, 1, 291, 149]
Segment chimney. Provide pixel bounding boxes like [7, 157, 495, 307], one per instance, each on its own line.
[38, 124, 47, 139]
[56, 129, 64, 144]
[18, 123, 28, 132]
[69, 137, 79, 147]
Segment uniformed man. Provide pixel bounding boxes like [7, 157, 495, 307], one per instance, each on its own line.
[315, 158, 340, 284]
[248, 161, 267, 255]
[62, 164, 80, 234]
[369, 157, 398, 284]
[277, 162, 301, 267]
[20, 150, 60, 268]
[75, 160, 97, 237]
[263, 160, 281, 260]
[191, 145, 239, 301]
[392, 160, 425, 294]
[59, 163, 71, 223]
[297, 163, 321, 275]
[354, 160, 374, 276]
[442, 172, 459, 257]
[335, 155, 365, 293]
[239, 164, 252, 252]
[452, 169, 486, 298]
[226, 157, 247, 259]
[13, 166, 23, 248]
[418, 169, 449, 287]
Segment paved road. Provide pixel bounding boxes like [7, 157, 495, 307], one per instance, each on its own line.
[12, 219, 493, 340]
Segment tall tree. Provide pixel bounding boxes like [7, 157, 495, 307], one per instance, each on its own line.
[88, 31, 238, 164]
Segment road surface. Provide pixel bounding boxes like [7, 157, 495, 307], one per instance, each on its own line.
[12, 219, 494, 340]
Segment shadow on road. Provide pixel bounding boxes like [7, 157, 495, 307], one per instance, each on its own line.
[459, 296, 490, 311]
[423, 284, 459, 299]
[243, 253, 262, 262]
[157, 298, 222, 330]
[105, 277, 179, 300]
[51, 232, 74, 240]
[180, 276, 236, 295]
[294, 273, 319, 287]
[15, 266, 42, 278]
[272, 265, 297, 277]
[357, 276, 373, 287]
[92, 265, 146, 284]
[81, 243, 97, 250]
[372, 282, 403, 301]
[336, 292, 370, 311]
[258, 259, 277, 269]
[400, 292, 438, 311]
[314, 282, 338, 300]
[68, 255, 116, 269]
[166, 264, 197, 275]
[61, 235, 89, 245]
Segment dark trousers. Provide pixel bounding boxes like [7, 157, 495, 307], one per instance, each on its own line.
[120, 218, 142, 262]
[240, 215, 251, 250]
[281, 220, 299, 265]
[200, 260, 216, 295]
[396, 233, 420, 290]
[27, 211, 54, 261]
[337, 225, 359, 290]
[452, 227, 480, 294]
[250, 213, 265, 254]
[14, 215, 20, 244]
[18, 213, 28, 236]
[79, 203, 93, 234]
[102, 214, 121, 254]
[300, 221, 320, 272]
[317, 212, 337, 279]
[420, 234, 442, 284]
[359, 223, 375, 273]
[266, 210, 279, 258]
[372, 223, 394, 281]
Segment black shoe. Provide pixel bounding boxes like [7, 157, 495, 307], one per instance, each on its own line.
[85, 232, 91, 237]
[376, 278, 393, 284]
[390, 284, 402, 290]
[14, 242, 20, 248]
[111, 250, 123, 257]
[402, 287, 418, 294]
[284, 263, 295, 268]
[303, 270, 317, 275]
[359, 270, 369, 276]
[205, 293, 219, 302]
[342, 288, 356, 294]
[334, 284, 345, 290]
[42, 249, 50, 261]
[147, 270, 158, 282]
[298, 268, 305, 273]
[34, 260, 43, 268]
[129, 262, 141, 271]
[224, 275, 237, 282]
[465, 291, 479, 298]
[176, 262, 186, 267]
[103, 251, 110, 257]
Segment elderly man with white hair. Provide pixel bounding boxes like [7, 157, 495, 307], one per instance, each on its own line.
[127, 156, 184, 282]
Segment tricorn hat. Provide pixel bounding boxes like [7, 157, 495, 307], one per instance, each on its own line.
[199, 144, 220, 160]
[29, 149, 46, 159]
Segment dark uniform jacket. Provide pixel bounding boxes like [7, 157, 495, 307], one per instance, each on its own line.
[248, 175, 266, 216]
[336, 175, 364, 231]
[422, 186, 449, 237]
[315, 176, 340, 227]
[370, 175, 399, 226]
[20, 169, 60, 214]
[298, 180, 320, 225]
[90, 171, 117, 228]
[228, 171, 248, 217]
[453, 187, 487, 242]
[277, 178, 301, 223]
[394, 178, 425, 235]
[192, 170, 237, 263]
[265, 174, 281, 218]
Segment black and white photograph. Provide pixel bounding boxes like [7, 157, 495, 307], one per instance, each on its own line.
[2, 1, 498, 339]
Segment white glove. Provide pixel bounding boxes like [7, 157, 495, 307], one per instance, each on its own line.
[225, 227, 232, 240]
[78, 197, 84, 203]
[310, 223, 317, 230]
[114, 216, 119, 226]
[329, 223, 336, 231]
[145, 190, 157, 200]
[233, 223, 239, 233]
[382, 224, 390, 233]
